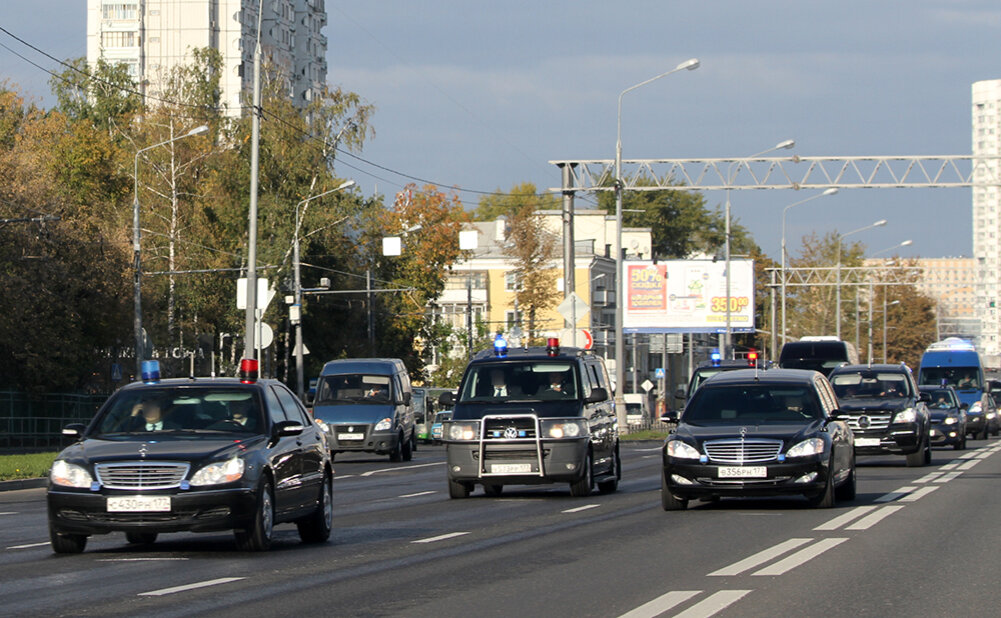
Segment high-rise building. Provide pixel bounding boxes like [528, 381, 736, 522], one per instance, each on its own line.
[86, 0, 327, 115]
[972, 79, 1001, 368]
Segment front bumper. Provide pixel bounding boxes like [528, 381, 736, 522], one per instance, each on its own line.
[851, 423, 922, 455]
[322, 423, 401, 454]
[930, 422, 964, 446]
[966, 415, 985, 434]
[662, 457, 832, 500]
[446, 439, 589, 485]
[47, 485, 257, 536]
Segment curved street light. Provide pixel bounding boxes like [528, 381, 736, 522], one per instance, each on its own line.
[724, 139, 795, 359]
[836, 218, 887, 339]
[132, 124, 210, 378]
[777, 187, 839, 355]
[613, 57, 699, 427]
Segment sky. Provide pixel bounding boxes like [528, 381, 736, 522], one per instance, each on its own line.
[3, 1, 1001, 261]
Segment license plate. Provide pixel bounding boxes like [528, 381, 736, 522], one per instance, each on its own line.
[107, 496, 171, 512]
[338, 433, 364, 440]
[490, 463, 532, 474]
[854, 437, 881, 447]
[717, 466, 767, 478]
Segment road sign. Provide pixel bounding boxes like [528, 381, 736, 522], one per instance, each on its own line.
[557, 292, 590, 325]
[641, 379, 654, 392]
[237, 278, 276, 312]
[655, 367, 665, 379]
[581, 328, 593, 350]
[255, 322, 274, 349]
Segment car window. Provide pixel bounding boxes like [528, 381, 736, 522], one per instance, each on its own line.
[457, 362, 580, 402]
[273, 385, 310, 425]
[684, 384, 823, 424]
[831, 372, 909, 399]
[264, 386, 289, 424]
[92, 387, 264, 435]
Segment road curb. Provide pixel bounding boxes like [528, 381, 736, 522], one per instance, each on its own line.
[0, 478, 46, 492]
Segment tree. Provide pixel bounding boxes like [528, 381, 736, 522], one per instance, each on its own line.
[472, 182, 558, 221]
[503, 203, 561, 342]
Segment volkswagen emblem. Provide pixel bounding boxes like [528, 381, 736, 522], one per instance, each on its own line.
[858, 415, 871, 429]
[138, 443, 149, 459]
[503, 426, 519, 440]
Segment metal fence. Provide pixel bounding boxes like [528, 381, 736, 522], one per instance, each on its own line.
[0, 391, 107, 450]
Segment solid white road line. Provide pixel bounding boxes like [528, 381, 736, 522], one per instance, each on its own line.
[674, 590, 753, 618]
[708, 538, 813, 576]
[845, 505, 905, 530]
[898, 485, 940, 502]
[0, 512, 17, 516]
[562, 504, 601, 514]
[139, 577, 245, 597]
[813, 506, 878, 530]
[399, 491, 436, 498]
[6, 542, 50, 550]
[411, 532, 469, 544]
[876, 487, 916, 503]
[752, 538, 849, 576]
[618, 590, 702, 618]
[361, 462, 445, 477]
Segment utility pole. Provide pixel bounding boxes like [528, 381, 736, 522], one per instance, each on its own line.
[244, 0, 264, 359]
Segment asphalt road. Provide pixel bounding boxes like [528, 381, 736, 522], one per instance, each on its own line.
[3, 438, 1001, 617]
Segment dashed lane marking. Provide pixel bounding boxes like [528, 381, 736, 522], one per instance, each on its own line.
[411, 532, 469, 544]
[6, 542, 50, 550]
[361, 462, 445, 477]
[399, 491, 436, 498]
[674, 590, 753, 618]
[915, 471, 945, 484]
[99, 558, 190, 562]
[708, 538, 813, 576]
[814, 506, 878, 530]
[935, 471, 963, 483]
[898, 485, 940, 502]
[139, 577, 244, 597]
[617, 590, 702, 618]
[875, 487, 916, 503]
[752, 538, 849, 576]
[562, 504, 600, 514]
[845, 505, 905, 530]
[959, 459, 981, 470]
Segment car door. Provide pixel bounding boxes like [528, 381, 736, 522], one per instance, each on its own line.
[817, 377, 851, 476]
[584, 359, 614, 473]
[263, 386, 305, 516]
[274, 384, 325, 509]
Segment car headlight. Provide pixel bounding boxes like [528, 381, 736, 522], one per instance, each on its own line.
[313, 418, 329, 430]
[190, 457, 245, 486]
[988, 412, 997, 420]
[447, 422, 479, 441]
[666, 440, 700, 460]
[893, 408, 917, 423]
[969, 402, 983, 414]
[786, 437, 826, 458]
[542, 419, 587, 439]
[943, 416, 958, 425]
[50, 460, 93, 488]
[374, 418, 393, 432]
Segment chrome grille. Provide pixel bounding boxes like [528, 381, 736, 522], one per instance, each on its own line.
[95, 461, 190, 490]
[844, 413, 892, 431]
[703, 439, 782, 464]
[483, 417, 538, 440]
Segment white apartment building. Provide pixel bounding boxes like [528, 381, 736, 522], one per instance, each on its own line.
[86, 0, 327, 115]
[972, 79, 1001, 368]
[911, 257, 977, 341]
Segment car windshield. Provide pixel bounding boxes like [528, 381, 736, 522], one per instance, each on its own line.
[683, 384, 823, 425]
[93, 387, 264, 436]
[923, 389, 958, 409]
[315, 374, 392, 404]
[830, 372, 910, 399]
[457, 362, 578, 403]
[918, 367, 980, 390]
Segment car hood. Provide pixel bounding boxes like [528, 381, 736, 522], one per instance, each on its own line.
[929, 410, 960, 422]
[674, 420, 823, 444]
[836, 398, 912, 413]
[312, 403, 395, 424]
[60, 435, 262, 464]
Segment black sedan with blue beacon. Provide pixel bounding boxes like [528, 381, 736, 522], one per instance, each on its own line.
[47, 359, 333, 553]
[660, 368, 855, 510]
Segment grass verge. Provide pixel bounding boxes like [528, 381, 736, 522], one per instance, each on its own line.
[620, 430, 668, 441]
[0, 452, 57, 481]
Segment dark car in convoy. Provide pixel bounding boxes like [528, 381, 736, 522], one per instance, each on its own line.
[828, 364, 932, 467]
[660, 368, 855, 509]
[920, 385, 967, 450]
[47, 360, 333, 553]
[675, 353, 765, 403]
[439, 336, 619, 498]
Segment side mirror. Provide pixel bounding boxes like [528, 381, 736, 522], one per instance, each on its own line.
[660, 410, 679, 424]
[960, 402, 970, 411]
[272, 420, 304, 439]
[674, 386, 687, 400]
[62, 423, 86, 438]
[586, 387, 608, 403]
[438, 392, 455, 407]
[402, 391, 412, 406]
[828, 410, 842, 420]
[918, 392, 932, 403]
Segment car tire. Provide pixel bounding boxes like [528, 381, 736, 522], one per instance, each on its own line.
[482, 484, 503, 497]
[905, 439, 926, 467]
[297, 474, 333, 544]
[50, 526, 87, 554]
[125, 531, 158, 545]
[834, 463, 856, 502]
[978, 425, 988, 440]
[660, 469, 688, 511]
[597, 447, 620, 494]
[448, 478, 471, 499]
[807, 468, 835, 508]
[390, 434, 404, 462]
[402, 433, 414, 462]
[569, 452, 593, 497]
[235, 477, 275, 551]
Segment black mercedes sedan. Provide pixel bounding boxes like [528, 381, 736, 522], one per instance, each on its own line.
[47, 359, 333, 553]
[660, 368, 855, 510]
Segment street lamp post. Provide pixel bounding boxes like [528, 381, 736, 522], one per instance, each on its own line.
[132, 124, 209, 378]
[292, 180, 356, 400]
[724, 139, 795, 359]
[882, 298, 901, 363]
[836, 219, 887, 339]
[778, 187, 838, 357]
[614, 57, 699, 426]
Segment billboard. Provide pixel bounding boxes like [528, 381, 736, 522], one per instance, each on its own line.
[622, 260, 755, 334]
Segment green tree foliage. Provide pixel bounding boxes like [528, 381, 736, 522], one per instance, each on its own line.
[472, 182, 558, 221]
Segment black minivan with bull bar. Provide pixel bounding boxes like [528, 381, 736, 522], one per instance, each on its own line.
[438, 336, 620, 498]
